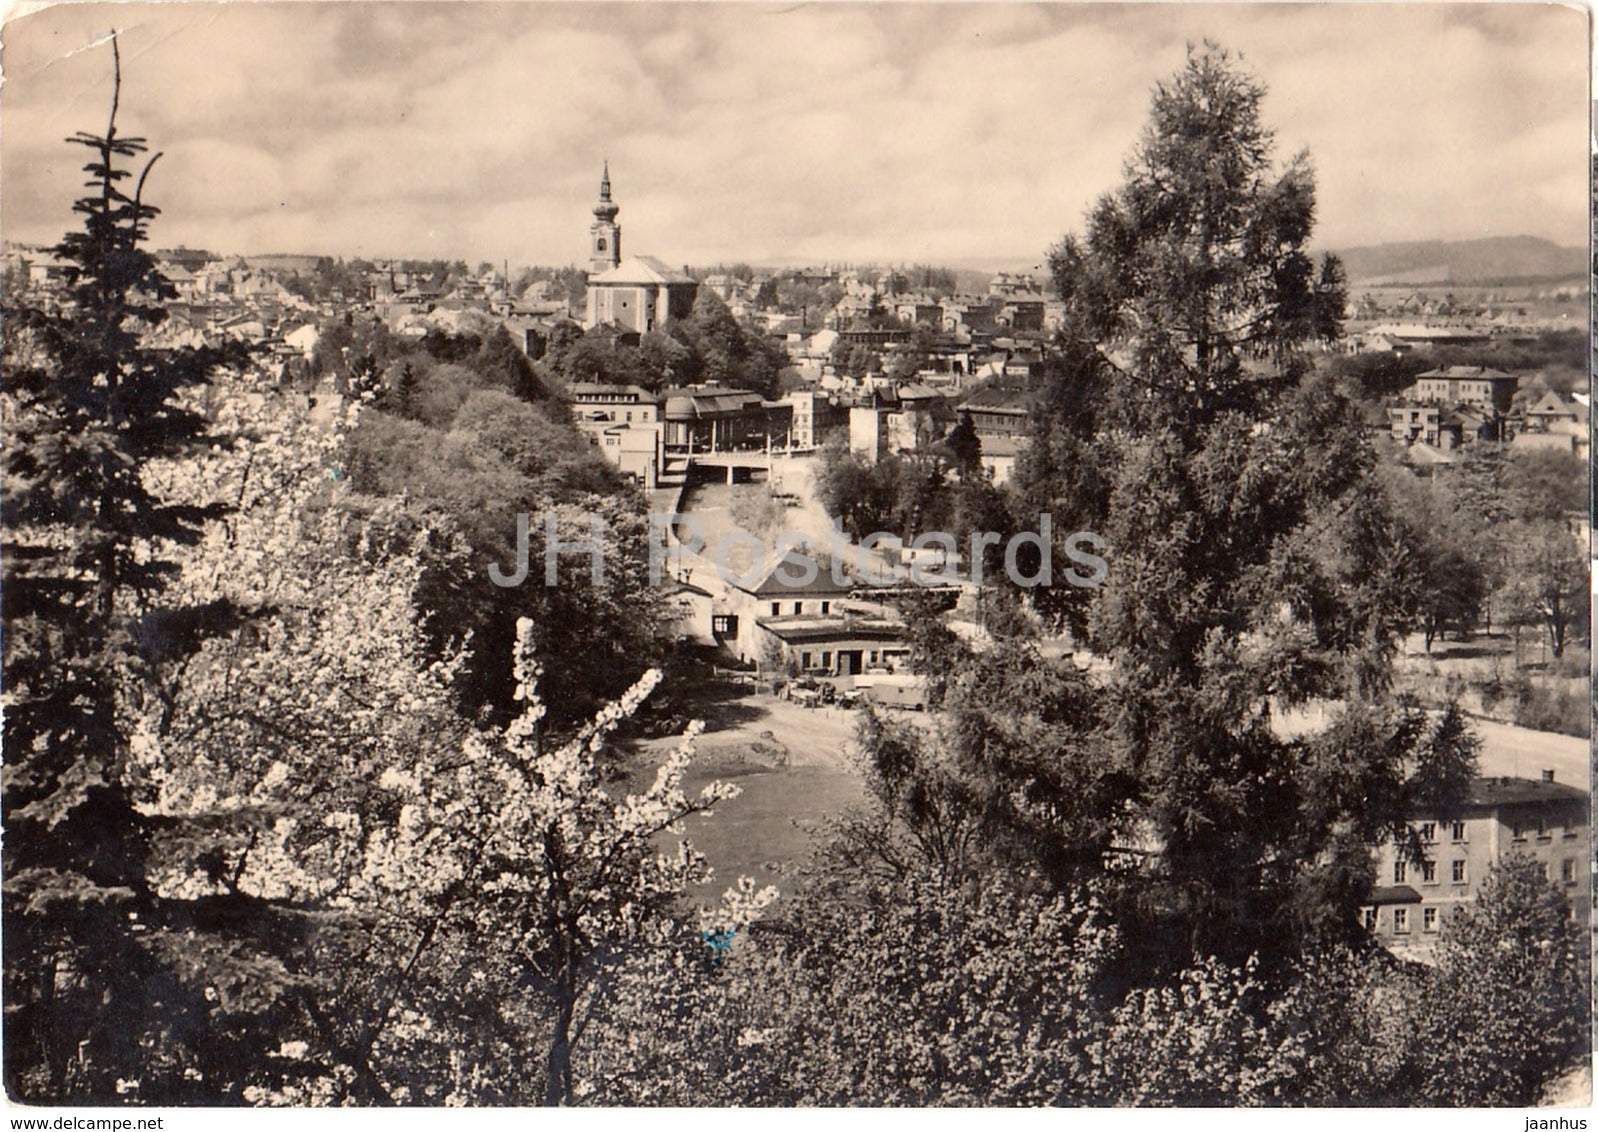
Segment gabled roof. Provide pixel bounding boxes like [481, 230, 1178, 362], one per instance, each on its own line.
[589, 255, 696, 286]
[1526, 391, 1577, 418]
[733, 548, 855, 597]
[895, 382, 943, 402]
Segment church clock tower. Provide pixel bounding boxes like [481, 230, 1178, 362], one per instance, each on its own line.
[588, 162, 621, 275]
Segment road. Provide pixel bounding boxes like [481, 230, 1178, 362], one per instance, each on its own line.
[1276, 702, 1589, 790]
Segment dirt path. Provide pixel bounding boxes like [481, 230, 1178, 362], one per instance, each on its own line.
[630, 687, 868, 899]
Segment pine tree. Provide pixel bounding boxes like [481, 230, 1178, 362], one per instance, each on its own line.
[1049, 41, 1345, 418]
[1, 35, 248, 1100]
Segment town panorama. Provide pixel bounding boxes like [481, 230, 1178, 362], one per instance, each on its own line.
[0, 1, 1591, 1116]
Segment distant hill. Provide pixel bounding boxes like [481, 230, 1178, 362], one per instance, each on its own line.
[1328, 236, 1587, 286]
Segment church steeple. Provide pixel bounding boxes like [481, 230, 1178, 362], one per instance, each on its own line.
[588, 161, 621, 274]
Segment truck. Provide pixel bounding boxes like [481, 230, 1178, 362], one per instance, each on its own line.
[853, 673, 927, 711]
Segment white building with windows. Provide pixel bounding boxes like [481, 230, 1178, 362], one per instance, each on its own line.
[1362, 772, 1589, 956]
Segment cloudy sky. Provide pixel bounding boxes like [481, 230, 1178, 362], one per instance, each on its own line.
[2, 2, 1588, 269]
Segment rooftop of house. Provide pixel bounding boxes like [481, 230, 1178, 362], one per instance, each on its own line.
[1525, 391, 1582, 417]
[732, 548, 856, 598]
[755, 614, 906, 644]
[958, 385, 1039, 412]
[1416, 365, 1517, 381]
[567, 382, 658, 401]
[1467, 774, 1587, 809]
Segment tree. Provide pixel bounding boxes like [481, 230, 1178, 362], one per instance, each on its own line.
[995, 49, 1439, 966]
[409, 619, 769, 1105]
[941, 409, 982, 477]
[581, 877, 1116, 1105]
[0, 38, 253, 1099]
[1310, 253, 1348, 343]
[1499, 520, 1589, 659]
[1049, 42, 1340, 416]
[1413, 855, 1590, 1104]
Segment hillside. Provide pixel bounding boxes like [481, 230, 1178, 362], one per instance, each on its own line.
[1328, 236, 1586, 286]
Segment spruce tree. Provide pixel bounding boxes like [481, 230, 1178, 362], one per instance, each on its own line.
[1, 35, 247, 1100]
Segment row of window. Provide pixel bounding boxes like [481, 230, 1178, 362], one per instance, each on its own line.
[1415, 818, 1579, 844]
[1369, 897, 1579, 936]
[1364, 906, 1442, 934]
[799, 648, 886, 670]
[1395, 857, 1579, 886]
[771, 601, 831, 616]
[1511, 817, 1578, 841]
[1394, 858, 1468, 884]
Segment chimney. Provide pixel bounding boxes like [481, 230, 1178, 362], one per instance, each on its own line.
[1541, 769, 1555, 783]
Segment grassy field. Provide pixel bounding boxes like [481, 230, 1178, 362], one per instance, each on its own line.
[624, 680, 868, 901]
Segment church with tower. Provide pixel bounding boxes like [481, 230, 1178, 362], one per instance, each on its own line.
[582, 163, 698, 334]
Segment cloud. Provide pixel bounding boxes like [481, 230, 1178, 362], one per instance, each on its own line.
[2, 2, 1587, 266]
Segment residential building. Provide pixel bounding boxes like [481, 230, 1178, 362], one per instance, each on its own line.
[784, 389, 848, 450]
[712, 550, 908, 674]
[567, 382, 661, 426]
[1408, 366, 1520, 413]
[957, 383, 1038, 441]
[1362, 771, 1590, 957]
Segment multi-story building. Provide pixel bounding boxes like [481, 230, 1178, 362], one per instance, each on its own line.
[1363, 771, 1590, 955]
[783, 390, 848, 450]
[957, 383, 1038, 441]
[1408, 366, 1520, 413]
[566, 382, 660, 426]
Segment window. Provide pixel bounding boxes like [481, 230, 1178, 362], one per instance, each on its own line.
[1563, 859, 1577, 883]
[792, 602, 803, 616]
[1393, 908, 1410, 934]
[1451, 860, 1467, 884]
[1539, 861, 1550, 881]
[1418, 822, 1437, 843]
[820, 602, 831, 615]
[1393, 860, 1407, 884]
[1451, 821, 1467, 842]
[821, 652, 831, 668]
[1536, 817, 1551, 842]
[1423, 908, 1438, 933]
[1363, 908, 1377, 932]
[1421, 861, 1437, 884]
[1512, 821, 1527, 842]
[771, 603, 781, 616]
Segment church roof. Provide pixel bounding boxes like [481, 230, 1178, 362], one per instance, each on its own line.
[590, 256, 696, 287]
